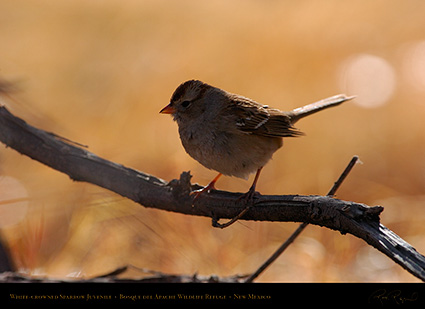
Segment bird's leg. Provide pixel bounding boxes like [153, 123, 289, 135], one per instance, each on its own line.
[239, 167, 263, 203]
[213, 168, 263, 228]
[190, 173, 222, 201]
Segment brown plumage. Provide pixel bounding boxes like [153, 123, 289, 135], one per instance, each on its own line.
[160, 80, 353, 199]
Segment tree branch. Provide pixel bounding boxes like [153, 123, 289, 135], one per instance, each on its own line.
[1, 105, 425, 281]
[245, 155, 361, 282]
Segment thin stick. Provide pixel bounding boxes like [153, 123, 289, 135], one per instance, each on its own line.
[327, 155, 360, 196]
[244, 221, 309, 283]
[245, 155, 360, 283]
[212, 206, 250, 229]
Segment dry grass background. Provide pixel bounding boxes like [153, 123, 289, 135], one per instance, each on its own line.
[1, 0, 425, 282]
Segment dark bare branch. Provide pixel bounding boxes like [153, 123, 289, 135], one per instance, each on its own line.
[1, 105, 425, 282]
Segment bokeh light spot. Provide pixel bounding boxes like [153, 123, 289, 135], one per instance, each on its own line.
[338, 54, 396, 108]
[401, 40, 425, 93]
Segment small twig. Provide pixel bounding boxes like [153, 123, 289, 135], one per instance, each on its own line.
[245, 221, 308, 283]
[327, 155, 360, 196]
[245, 156, 360, 283]
[212, 206, 251, 229]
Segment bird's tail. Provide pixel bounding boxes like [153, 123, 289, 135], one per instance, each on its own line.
[289, 94, 355, 124]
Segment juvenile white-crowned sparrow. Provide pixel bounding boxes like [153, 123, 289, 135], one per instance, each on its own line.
[160, 80, 353, 200]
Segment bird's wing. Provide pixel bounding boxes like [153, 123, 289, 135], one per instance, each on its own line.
[228, 95, 303, 138]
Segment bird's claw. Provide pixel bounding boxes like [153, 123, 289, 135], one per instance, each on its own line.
[237, 187, 260, 206]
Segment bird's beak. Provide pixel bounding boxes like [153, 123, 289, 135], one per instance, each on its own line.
[159, 103, 176, 114]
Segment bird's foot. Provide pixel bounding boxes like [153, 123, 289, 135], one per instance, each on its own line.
[190, 173, 222, 205]
[190, 182, 216, 205]
[237, 185, 261, 206]
[190, 185, 213, 198]
[212, 189, 260, 229]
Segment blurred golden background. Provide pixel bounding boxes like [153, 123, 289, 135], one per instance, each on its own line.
[1, 0, 425, 282]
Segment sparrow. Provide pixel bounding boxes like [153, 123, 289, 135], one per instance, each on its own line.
[160, 80, 353, 201]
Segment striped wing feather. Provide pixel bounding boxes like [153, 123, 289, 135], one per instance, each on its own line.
[228, 95, 303, 138]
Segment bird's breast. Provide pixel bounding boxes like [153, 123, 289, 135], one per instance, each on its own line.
[178, 124, 282, 179]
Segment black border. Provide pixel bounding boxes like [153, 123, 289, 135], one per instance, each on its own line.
[1, 283, 424, 307]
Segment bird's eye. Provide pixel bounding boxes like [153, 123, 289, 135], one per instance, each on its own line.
[181, 100, 191, 108]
